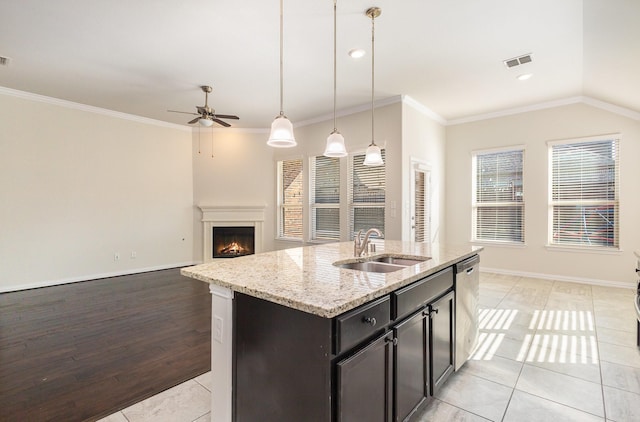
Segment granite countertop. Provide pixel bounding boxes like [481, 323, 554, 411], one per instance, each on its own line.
[181, 241, 482, 318]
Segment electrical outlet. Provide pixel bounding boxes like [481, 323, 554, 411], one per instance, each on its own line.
[130, 251, 137, 259]
[214, 316, 223, 343]
[114, 252, 120, 261]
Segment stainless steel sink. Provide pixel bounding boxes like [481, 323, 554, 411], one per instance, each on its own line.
[371, 256, 426, 266]
[336, 261, 407, 273]
[335, 255, 429, 273]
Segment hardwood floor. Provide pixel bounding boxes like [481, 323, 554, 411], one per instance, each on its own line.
[0, 268, 211, 422]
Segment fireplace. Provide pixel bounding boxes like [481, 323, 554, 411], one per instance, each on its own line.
[199, 204, 266, 263]
[213, 227, 255, 258]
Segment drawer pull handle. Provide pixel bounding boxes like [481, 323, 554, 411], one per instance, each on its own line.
[385, 337, 398, 346]
[362, 316, 377, 326]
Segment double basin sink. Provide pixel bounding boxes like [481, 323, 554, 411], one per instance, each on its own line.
[334, 255, 429, 273]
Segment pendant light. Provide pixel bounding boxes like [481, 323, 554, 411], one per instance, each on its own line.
[363, 7, 383, 166]
[323, 0, 347, 157]
[267, 0, 296, 148]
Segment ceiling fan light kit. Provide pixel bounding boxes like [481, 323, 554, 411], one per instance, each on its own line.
[364, 6, 384, 166]
[198, 117, 214, 127]
[267, 0, 297, 148]
[168, 85, 239, 127]
[323, 0, 348, 158]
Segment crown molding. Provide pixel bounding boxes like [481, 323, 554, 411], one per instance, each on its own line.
[401, 95, 447, 125]
[581, 96, 640, 121]
[447, 96, 640, 125]
[0, 86, 192, 132]
[294, 95, 403, 128]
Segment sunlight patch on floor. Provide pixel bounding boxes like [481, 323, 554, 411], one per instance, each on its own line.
[475, 308, 598, 364]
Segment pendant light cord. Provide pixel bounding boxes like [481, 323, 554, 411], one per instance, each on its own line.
[333, 0, 337, 132]
[370, 10, 376, 145]
[279, 0, 284, 116]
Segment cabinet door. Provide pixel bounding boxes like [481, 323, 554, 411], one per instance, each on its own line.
[336, 332, 393, 422]
[429, 291, 455, 395]
[394, 309, 429, 422]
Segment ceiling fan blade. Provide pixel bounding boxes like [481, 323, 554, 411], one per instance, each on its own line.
[213, 118, 231, 127]
[214, 114, 240, 120]
[168, 110, 199, 116]
[188, 117, 201, 124]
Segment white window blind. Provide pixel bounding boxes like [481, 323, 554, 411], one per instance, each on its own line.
[348, 150, 385, 239]
[277, 158, 303, 239]
[310, 155, 340, 240]
[472, 149, 524, 243]
[550, 138, 619, 248]
[414, 169, 430, 242]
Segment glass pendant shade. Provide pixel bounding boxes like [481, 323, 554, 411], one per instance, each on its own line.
[324, 130, 347, 157]
[363, 142, 383, 166]
[199, 117, 214, 127]
[267, 115, 297, 148]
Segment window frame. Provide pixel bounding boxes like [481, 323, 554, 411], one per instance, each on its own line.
[547, 135, 620, 251]
[276, 157, 304, 241]
[471, 146, 525, 245]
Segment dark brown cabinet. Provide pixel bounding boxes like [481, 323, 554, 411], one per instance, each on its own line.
[336, 331, 393, 422]
[430, 291, 455, 395]
[391, 273, 454, 422]
[233, 263, 462, 422]
[393, 309, 429, 422]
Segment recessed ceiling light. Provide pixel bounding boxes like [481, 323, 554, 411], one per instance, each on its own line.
[348, 48, 366, 59]
[517, 73, 533, 81]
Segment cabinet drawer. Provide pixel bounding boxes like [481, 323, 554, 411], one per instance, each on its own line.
[393, 267, 453, 320]
[335, 296, 390, 354]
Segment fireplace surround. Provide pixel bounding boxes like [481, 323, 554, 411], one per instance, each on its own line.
[199, 204, 266, 263]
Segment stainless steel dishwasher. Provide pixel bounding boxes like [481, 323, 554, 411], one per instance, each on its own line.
[454, 254, 480, 370]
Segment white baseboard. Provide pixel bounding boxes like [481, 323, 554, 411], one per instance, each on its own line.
[480, 267, 634, 290]
[0, 261, 202, 293]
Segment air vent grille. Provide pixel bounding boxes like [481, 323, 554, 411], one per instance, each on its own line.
[503, 54, 532, 68]
[0, 56, 10, 66]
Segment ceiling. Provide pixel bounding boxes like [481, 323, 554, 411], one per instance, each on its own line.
[1, 0, 638, 129]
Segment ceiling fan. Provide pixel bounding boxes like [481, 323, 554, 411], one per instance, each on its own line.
[168, 85, 239, 127]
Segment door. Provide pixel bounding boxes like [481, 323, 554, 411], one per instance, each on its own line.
[410, 162, 431, 243]
[393, 309, 429, 422]
[429, 291, 455, 395]
[336, 332, 393, 422]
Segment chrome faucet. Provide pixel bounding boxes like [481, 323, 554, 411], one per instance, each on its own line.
[354, 228, 383, 257]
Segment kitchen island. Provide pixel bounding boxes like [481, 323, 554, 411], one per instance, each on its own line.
[181, 241, 482, 422]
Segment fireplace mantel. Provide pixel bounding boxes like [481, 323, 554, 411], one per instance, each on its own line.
[199, 204, 266, 263]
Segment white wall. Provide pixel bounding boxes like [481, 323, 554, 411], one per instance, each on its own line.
[445, 103, 640, 286]
[401, 101, 447, 243]
[0, 92, 194, 292]
[191, 129, 276, 259]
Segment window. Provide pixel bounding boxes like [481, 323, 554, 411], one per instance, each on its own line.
[472, 148, 524, 243]
[549, 137, 619, 248]
[277, 158, 303, 240]
[348, 150, 385, 239]
[310, 155, 341, 241]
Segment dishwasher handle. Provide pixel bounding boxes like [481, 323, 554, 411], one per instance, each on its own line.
[455, 255, 480, 274]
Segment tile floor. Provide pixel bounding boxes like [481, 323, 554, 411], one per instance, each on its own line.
[99, 273, 640, 422]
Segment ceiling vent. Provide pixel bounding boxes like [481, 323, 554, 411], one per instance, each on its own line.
[0, 56, 10, 67]
[503, 54, 532, 68]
